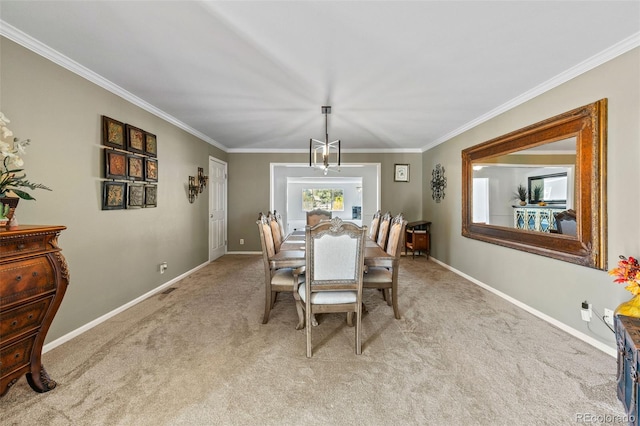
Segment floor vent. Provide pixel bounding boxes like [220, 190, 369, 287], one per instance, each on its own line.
[161, 287, 176, 295]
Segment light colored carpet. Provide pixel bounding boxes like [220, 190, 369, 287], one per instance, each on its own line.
[0, 255, 625, 425]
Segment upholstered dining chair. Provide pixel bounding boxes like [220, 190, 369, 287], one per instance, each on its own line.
[363, 213, 407, 319]
[267, 211, 284, 252]
[295, 217, 367, 357]
[257, 214, 303, 324]
[554, 209, 577, 236]
[271, 210, 287, 240]
[306, 209, 332, 227]
[368, 210, 381, 241]
[376, 212, 392, 250]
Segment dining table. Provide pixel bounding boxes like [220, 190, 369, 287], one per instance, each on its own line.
[270, 230, 395, 270]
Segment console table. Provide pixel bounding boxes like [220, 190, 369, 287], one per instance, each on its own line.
[405, 220, 431, 259]
[0, 225, 69, 397]
[615, 314, 640, 425]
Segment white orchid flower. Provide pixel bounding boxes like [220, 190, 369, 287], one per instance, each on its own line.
[14, 139, 29, 155]
[1, 126, 13, 140]
[0, 112, 10, 126]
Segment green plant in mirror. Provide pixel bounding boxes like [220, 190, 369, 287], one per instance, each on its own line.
[531, 185, 543, 202]
[514, 184, 527, 202]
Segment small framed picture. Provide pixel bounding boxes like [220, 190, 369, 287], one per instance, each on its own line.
[144, 184, 157, 207]
[125, 124, 145, 154]
[128, 183, 144, 208]
[394, 164, 409, 182]
[127, 154, 145, 181]
[104, 149, 127, 179]
[102, 116, 125, 150]
[145, 158, 158, 182]
[102, 181, 127, 210]
[145, 132, 157, 157]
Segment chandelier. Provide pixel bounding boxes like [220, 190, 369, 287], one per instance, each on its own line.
[309, 106, 340, 175]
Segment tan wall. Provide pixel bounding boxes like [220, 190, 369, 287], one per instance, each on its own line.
[1, 37, 227, 343]
[228, 152, 423, 251]
[422, 47, 640, 350]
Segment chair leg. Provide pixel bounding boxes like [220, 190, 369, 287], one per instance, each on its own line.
[294, 299, 305, 330]
[271, 291, 278, 309]
[391, 285, 400, 320]
[306, 306, 313, 358]
[383, 289, 392, 306]
[262, 285, 272, 324]
[355, 306, 362, 355]
[346, 312, 353, 326]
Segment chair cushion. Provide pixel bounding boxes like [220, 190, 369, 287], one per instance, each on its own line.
[297, 283, 357, 304]
[272, 268, 304, 285]
[363, 267, 392, 283]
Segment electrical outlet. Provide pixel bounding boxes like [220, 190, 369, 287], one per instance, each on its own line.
[159, 262, 168, 274]
[604, 308, 614, 326]
[240, 239, 244, 245]
[581, 301, 592, 322]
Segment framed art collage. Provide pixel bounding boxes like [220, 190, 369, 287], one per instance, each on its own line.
[101, 115, 158, 210]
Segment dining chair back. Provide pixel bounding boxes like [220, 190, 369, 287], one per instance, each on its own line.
[267, 211, 284, 252]
[306, 209, 332, 227]
[368, 210, 381, 240]
[364, 213, 407, 319]
[554, 209, 577, 236]
[272, 210, 287, 240]
[376, 212, 392, 250]
[296, 217, 367, 357]
[257, 214, 303, 324]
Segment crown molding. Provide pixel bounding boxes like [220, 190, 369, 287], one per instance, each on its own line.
[0, 21, 229, 152]
[422, 31, 640, 152]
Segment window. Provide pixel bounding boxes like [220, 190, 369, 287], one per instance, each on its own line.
[302, 189, 344, 211]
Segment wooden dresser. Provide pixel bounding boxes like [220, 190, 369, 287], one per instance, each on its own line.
[0, 225, 69, 397]
[615, 314, 640, 425]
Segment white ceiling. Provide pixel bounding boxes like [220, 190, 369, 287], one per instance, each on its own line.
[1, 1, 639, 153]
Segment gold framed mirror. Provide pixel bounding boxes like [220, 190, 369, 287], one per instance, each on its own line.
[461, 99, 607, 270]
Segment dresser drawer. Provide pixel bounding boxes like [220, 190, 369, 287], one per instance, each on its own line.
[0, 257, 55, 307]
[0, 234, 50, 259]
[0, 336, 35, 377]
[0, 298, 52, 344]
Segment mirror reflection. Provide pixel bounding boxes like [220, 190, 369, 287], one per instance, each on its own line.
[461, 99, 607, 270]
[471, 137, 576, 234]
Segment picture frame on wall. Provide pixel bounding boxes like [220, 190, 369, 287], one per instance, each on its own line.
[102, 116, 125, 150]
[127, 154, 144, 181]
[128, 183, 144, 208]
[145, 158, 158, 182]
[125, 124, 145, 154]
[144, 184, 157, 207]
[104, 149, 127, 180]
[145, 132, 157, 157]
[394, 164, 409, 182]
[102, 181, 127, 210]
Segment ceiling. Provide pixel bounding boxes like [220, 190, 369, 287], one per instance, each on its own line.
[1, 1, 639, 153]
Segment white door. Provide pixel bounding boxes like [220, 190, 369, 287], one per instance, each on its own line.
[209, 157, 227, 261]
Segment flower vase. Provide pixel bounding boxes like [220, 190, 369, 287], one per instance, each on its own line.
[615, 295, 640, 318]
[0, 197, 19, 227]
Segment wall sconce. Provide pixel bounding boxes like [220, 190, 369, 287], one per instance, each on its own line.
[188, 167, 208, 204]
[188, 175, 198, 204]
[198, 167, 208, 193]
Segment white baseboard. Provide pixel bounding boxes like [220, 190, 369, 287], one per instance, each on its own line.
[429, 257, 617, 358]
[227, 251, 261, 255]
[43, 261, 211, 354]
